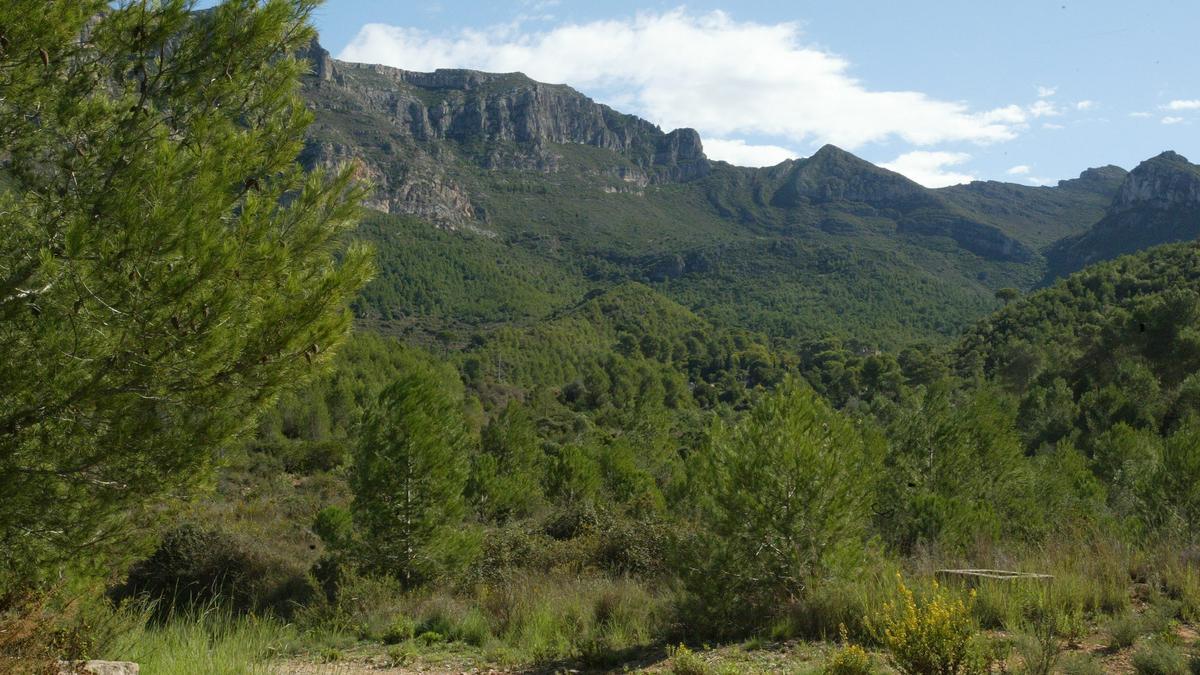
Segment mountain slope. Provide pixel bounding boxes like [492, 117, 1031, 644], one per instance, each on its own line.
[298, 40, 1142, 347]
[1044, 152, 1200, 279]
[937, 165, 1126, 250]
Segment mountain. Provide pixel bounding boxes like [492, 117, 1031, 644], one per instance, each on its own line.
[1044, 152, 1200, 279]
[297, 40, 1140, 347]
[937, 165, 1126, 250]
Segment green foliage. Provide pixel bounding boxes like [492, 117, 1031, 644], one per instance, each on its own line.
[110, 524, 317, 620]
[1131, 639, 1190, 675]
[468, 402, 546, 522]
[312, 507, 354, 552]
[877, 386, 1046, 552]
[684, 378, 883, 634]
[1107, 614, 1144, 650]
[99, 604, 296, 675]
[350, 354, 475, 586]
[0, 0, 372, 591]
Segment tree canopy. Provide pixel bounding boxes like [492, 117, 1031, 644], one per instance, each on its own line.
[0, 0, 371, 590]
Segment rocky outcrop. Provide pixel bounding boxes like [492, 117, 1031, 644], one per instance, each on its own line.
[301, 39, 337, 82]
[299, 41, 709, 226]
[1111, 151, 1200, 211]
[299, 141, 479, 225]
[1045, 152, 1200, 280]
[1057, 165, 1128, 196]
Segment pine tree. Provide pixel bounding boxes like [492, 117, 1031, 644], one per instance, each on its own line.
[350, 358, 471, 587]
[0, 0, 373, 591]
[468, 401, 545, 522]
[685, 377, 882, 632]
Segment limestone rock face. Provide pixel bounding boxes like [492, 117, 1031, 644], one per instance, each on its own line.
[1111, 151, 1200, 211]
[1045, 152, 1200, 278]
[298, 41, 709, 227]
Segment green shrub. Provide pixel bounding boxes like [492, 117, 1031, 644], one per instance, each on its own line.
[685, 380, 882, 636]
[1058, 652, 1106, 675]
[311, 506, 354, 551]
[384, 643, 415, 667]
[1131, 640, 1189, 675]
[1108, 614, 1143, 650]
[382, 615, 416, 645]
[110, 524, 315, 619]
[417, 630, 444, 645]
[454, 607, 493, 647]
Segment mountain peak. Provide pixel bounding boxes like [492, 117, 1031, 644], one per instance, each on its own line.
[765, 144, 929, 209]
[1056, 165, 1128, 196]
[1147, 150, 1190, 164]
[1112, 151, 1200, 211]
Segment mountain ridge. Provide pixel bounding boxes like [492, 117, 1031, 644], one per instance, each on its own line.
[298, 40, 1200, 348]
[1045, 151, 1200, 279]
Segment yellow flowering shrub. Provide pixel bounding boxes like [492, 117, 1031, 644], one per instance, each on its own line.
[869, 574, 981, 675]
[826, 624, 874, 674]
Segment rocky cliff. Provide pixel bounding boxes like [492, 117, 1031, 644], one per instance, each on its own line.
[298, 40, 708, 227]
[1045, 152, 1200, 279]
[1110, 151, 1200, 211]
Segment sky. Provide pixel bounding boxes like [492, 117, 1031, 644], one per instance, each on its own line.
[260, 0, 1199, 187]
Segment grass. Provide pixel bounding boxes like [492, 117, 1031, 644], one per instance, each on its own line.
[14, 537, 1196, 674]
[99, 604, 297, 674]
[1130, 639, 1190, 675]
[288, 569, 673, 668]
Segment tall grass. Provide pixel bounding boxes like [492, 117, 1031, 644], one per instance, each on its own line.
[100, 601, 297, 675]
[294, 570, 672, 666]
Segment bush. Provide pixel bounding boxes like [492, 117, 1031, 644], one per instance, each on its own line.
[312, 506, 354, 551]
[1058, 652, 1106, 675]
[1107, 614, 1143, 650]
[684, 379, 882, 636]
[668, 643, 709, 675]
[1131, 640, 1189, 675]
[382, 616, 416, 645]
[417, 631, 444, 645]
[110, 524, 315, 619]
[869, 575, 982, 675]
[826, 625, 874, 674]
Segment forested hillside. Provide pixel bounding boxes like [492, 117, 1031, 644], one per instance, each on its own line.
[4, 4, 1200, 674]
[298, 42, 1144, 348]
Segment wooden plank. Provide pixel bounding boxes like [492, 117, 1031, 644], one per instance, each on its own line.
[936, 568, 1054, 581]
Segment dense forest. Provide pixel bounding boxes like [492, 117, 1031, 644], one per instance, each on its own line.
[3, 2, 1200, 674]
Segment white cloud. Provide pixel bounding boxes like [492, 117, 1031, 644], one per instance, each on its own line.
[1130, 111, 1153, 118]
[1075, 100, 1096, 111]
[1042, 122, 1065, 130]
[1037, 85, 1058, 98]
[1007, 165, 1031, 175]
[880, 151, 975, 188]
[339, 11, 1026, 150]
[1163, 100, 1200, 111]
[704, 138, 797, 167]
[1025, 176, 1056, 187]
[1028, 100, 1062, 117]
[1162, 116, 1185, 125]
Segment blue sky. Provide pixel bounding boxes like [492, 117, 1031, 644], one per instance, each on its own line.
[289, 1, 1198, 186]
